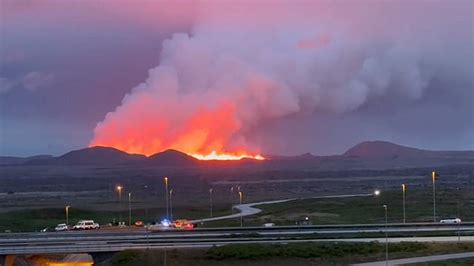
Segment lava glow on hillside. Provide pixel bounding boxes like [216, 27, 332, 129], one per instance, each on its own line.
[190, 151, 264, 161]
[90, 102, 265, 161]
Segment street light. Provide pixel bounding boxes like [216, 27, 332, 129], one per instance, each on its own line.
[456, 187, 461, 242]
[374, 190, 381, 196]
[383, 204, 388, 266]
[65, 205, 70, 229]
[128, 192, 132, 227]
[116, 185, 123, 223]
[169, 189, 173, 222]
[432, 171, 437, 223]
[164, 177, 169, 220]
[402, 184, 406, 223]
[209, 188, 214, 218]
[144, 185, 149, 223]
[239, 191, 243, 227]
[230, 186, 235, 214]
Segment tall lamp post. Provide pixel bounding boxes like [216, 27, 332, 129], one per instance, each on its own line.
[383, 204, 388, 266]
[209, 188, 214, 218]
[402, 184, 406, 223]
[128, 192, 132, 227]
[65, 205, 70, 229]
[169, 189, 173, 222]
[239, 191, 243, 227]
[432, 171, 437, 223]
[456, 187, 461, 242]
[230, 187, 235, 214]
[116, 185, 123, 223]
[144, 185, 149, 223]
[164, 177, 169, 220]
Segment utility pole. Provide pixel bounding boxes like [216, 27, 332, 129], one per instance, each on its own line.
[116, 185, 123, 223]
[65, 205, 70, 229]
[432, 171, 437, 223]
[457, 187, 461, 242]
[230, 186, 234, 214]
[169, 189, 173, 222]
[383, 204, 388, 266]
[128, 192, 132, 227]
[402, 184, 406, 223]
[209, 188, 214, 218]
[164, 177, 169, 220]
[144, 185, 149, 223]
[239, 191, 243, 227]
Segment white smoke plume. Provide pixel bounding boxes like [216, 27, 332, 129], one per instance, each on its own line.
[91, 1, 471, 156]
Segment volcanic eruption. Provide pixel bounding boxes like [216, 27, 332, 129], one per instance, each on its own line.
[90, 2, 459, 160]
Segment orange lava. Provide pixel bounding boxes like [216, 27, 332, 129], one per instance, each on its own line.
[190, 150, 264, 160]
[91, 101, 264, 160]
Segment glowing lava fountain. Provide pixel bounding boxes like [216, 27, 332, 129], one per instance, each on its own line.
[190, 151, 264, 161]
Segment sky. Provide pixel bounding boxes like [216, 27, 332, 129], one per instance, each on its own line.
[0, 0, 473, 157]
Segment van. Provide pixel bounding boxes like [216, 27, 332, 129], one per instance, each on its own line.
[73, 220, 100, 230]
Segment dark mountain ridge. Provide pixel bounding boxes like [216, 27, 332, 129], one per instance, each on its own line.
[1, 141, 472, 168]
[344, 140, 474, 159]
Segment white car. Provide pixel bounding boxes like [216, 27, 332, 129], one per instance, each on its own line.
[54, 223, 68, 231]
[73, 220, 100, 230]
[440, 218, 461, 224]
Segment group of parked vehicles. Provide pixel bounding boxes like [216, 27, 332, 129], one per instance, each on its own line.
[41, 220, 100, 232]
[42, 218, 197, 232]
[41, 217, 461, 232]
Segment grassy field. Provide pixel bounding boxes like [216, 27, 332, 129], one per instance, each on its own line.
[201, 188, 474, 227]
[98, 242, 474, 266]
[1, 187, 472, 232]
[0, 204, 232, 232]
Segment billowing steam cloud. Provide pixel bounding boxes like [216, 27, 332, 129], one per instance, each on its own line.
[90, 2, 468, 157]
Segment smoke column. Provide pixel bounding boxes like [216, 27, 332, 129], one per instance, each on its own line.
[90, 2, 466, 158]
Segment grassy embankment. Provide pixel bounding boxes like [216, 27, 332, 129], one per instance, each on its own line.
[101, 242, 474, 266]
[201, 188, 474, 227]
[1, 188, 472, 232]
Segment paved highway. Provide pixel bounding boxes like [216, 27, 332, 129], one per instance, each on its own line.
[1, 235, 473, 255]
[1, 224, 473, 255]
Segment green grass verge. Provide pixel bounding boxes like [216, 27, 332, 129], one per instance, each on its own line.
[202, 188, 474, 227]
[101, 242, 474, 266]
[0, 205, 231, 232]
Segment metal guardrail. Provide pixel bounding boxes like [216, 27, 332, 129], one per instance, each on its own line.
[2, 221, 472, 238]
[1, 236, 474, 255]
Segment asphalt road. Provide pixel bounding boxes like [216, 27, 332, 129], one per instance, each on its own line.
[1, 193, 471, 256]
[190, 193, 373, 223]
[1, 224, 473, 255]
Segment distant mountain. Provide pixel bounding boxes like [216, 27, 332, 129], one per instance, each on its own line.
[267, 152, 320, 161]
[343, 140, 474, 159]
[2, 141, 472, 169]
[26, 146, 146, 165]
[148, 149, 198, 165]
[0, 155, 53, 165]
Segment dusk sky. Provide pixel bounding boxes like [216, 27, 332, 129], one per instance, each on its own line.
[0, 0, 473, 157]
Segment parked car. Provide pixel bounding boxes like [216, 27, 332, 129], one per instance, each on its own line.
[173, 219, 195, 229]
[40, 227, 54, 232]
[134, 220, 144, 227]
[440, 218, 462, 224]
[73, 220, 100, 230]
[54, 223, 69, 231]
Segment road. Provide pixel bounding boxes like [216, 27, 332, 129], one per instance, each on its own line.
[1, 192, 472, 257]
[1, 224, 473, 255]
[353, 252, 474, 266]
[190, 193, 373, 223]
